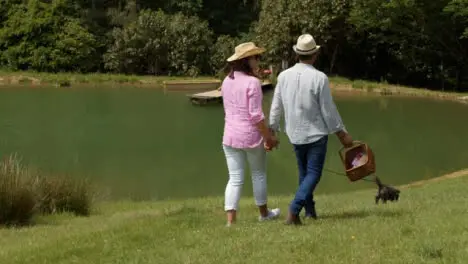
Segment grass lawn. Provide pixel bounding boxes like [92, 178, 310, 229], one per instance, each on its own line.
[0, 174, 467, 264]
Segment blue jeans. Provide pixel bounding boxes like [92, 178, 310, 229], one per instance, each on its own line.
[289, 136, 328, 216]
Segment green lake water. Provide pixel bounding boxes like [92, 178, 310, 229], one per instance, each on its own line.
[0, 86, 467, 201]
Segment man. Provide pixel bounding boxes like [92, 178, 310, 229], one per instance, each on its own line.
[268, 33, 354, 225]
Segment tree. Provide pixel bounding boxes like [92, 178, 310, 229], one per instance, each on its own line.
[0, 0, 98, 72]
[104, 9, 213, 76]
[254, 0, 351, 74]
[445, 0, 468, 38]
[349, 0, 467, 90]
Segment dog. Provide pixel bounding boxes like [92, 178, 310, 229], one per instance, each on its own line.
[375, 176, 400, 204]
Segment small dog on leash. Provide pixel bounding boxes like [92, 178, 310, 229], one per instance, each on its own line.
[375, 176, 400, 204]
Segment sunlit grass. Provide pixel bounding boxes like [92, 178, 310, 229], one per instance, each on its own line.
[0, 174, 467, 263]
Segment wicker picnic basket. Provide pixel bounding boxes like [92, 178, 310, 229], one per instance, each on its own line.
[339, 141, 376, 182]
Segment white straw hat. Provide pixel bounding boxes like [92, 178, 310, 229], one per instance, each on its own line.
[293, 34, 321, 55]
[227, 42, 266, 62]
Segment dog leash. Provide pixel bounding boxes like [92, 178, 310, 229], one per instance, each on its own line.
[272, 138, 383, 185]
[275, 145, 379, 184]
[323, 168, 377, 183]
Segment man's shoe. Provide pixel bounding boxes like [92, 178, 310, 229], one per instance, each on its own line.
[304, 213, 317, 220]
[285, 212, 302, 225]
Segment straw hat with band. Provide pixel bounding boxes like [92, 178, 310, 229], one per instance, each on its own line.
[293, 34, 321, 56]
[227, 42, 266, 62]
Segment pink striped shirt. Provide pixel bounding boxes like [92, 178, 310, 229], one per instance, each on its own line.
[221, 71, 265, 149]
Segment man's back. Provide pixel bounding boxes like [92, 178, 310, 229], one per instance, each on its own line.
[269, 63, 346, 145]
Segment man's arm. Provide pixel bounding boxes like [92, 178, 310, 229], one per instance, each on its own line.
[268, 76, 284, 133]
[319, 76, 353, 147]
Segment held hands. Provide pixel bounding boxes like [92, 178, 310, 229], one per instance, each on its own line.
[264, 129, 279, 152]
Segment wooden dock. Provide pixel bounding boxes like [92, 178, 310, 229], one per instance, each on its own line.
[187, 89, 222, 105]
[163, 80, 221, 94]
[188, 80, 273, 106]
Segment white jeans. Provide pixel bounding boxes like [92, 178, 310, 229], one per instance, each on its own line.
[223, 144, 267, 211]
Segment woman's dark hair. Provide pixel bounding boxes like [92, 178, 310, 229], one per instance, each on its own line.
[227, 55, 259, 79]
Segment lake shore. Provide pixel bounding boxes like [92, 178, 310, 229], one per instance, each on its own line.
[0, 71, 467, 104]
[0, 71, 216, 88]
[329, 77, 468, 104]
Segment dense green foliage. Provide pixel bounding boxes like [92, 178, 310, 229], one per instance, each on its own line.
[0, 0, 466, 91]
[103, 10, 213, 76]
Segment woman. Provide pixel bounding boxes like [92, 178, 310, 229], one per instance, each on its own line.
[221, 42, 280, 226]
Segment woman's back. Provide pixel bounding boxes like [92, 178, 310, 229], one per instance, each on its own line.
[221, 71, 264, 149]
[219, 41, 280, 226]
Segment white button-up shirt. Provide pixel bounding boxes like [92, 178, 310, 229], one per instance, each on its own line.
[269, 63, 347, 145]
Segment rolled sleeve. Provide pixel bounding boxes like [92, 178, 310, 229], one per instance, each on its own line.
[319, 77, 347, 134]
[247, 79, 265, 124]
[269, 77, 283, 132]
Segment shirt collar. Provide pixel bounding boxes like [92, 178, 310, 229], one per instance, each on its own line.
[295, 62, 316, 70]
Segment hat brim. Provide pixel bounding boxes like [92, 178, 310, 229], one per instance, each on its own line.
[293, 45, 321, 55]
[227, 47, 266, 62]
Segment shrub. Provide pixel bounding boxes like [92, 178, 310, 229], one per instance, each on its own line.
[0, 0, 98, 72]
[0, 154, 94, 227]
[166, 13, 213, 76]
[104, 9, 213, 76]
[38, 175, 92, 217]
[209, 35, 240, 78]
[352, 80, 365, 89]
[0, 154, 38, 226]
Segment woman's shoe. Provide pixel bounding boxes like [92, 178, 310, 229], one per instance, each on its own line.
[258, 208, 281, 221]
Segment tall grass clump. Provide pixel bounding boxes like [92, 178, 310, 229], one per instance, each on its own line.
[0, 154, 38, 226]
[0, 154, 94, 227]
[38, 175, 92, 216]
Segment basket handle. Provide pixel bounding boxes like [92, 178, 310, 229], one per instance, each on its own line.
[338, 140, 364, 164]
